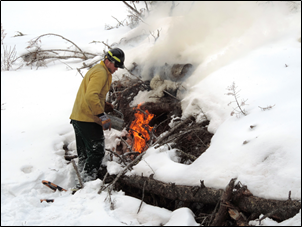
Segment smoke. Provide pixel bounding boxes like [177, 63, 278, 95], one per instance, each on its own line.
[127, 1, 300, 84]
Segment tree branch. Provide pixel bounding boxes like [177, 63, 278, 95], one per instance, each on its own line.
[123, 1, 142, 17]
[30, 33, 88, 59]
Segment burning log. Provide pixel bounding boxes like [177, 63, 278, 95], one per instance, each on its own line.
[129, 104, 154, 153]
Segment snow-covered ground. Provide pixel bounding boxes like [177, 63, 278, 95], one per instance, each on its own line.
[1, 1, 301, 226]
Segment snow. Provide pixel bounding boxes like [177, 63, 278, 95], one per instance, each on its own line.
[1, 1, 301, 226]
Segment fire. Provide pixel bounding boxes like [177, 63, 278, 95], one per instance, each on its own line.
[129, 104, 154, 153]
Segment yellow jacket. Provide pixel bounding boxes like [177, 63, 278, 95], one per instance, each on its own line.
[70, 61, 112, 123]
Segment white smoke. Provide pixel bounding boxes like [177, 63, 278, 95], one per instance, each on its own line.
[124, 1, 301, 84]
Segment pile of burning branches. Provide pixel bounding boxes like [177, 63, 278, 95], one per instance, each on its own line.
[62, 69, 301, 225]
[105, 70, 213, 165]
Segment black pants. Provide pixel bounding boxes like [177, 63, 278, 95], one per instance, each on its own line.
[71, 120, 105, 183]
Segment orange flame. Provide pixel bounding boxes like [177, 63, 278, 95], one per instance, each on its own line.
[129, 104, 154, 153]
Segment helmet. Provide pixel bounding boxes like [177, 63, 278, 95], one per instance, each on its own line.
[105, 48, 125, 69]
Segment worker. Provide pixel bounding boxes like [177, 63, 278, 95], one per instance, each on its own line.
[70, 48, 125, 188]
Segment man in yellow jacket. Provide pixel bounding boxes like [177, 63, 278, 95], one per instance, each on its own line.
[70, 48, 125, 188]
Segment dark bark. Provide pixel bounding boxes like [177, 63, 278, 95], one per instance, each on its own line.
[232, 195, 301, 222]
[228, 207, 248, 226]
[118, 175, 223, 204]
[211, 178, 236, 226]
[116, 174, 301, 222]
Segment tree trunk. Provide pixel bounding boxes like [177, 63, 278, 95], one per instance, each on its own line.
[116, 174, 301, 222]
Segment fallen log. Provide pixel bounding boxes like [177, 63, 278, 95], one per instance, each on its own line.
[232, 194, 301, 223]
[116, 174, 301, 222]
[118, 175, 223, 204]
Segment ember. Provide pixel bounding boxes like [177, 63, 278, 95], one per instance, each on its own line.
[129, 104, 154, 153]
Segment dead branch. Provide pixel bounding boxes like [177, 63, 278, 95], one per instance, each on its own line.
[209, 199, 221, 226]
[76, 68, 84, 78]
[258, 104, 276, 111]
[29, 33, 88, 60]
[105, 148, 128, 167]
[152, 117, 193, 147]
[144, 1, 149, 12]
[127, 10, 147, 25]
[163, 90, 180, 101]
[64, 155, 78, 161]
[98, 151, 146, 194]
[71, 159, 84, 189]
[119, 136, 136, 151]
[149, 29, 161, 42]
[25, 49, 96, 57]
[123, 1, 142, 17]
[137, 108, 148, 116]
[211, 178, 236, 226]
[122, 151, 140, 157]
[175, 149, 197, 161]
[112, 16, 124, 27]
[137, 180, 147, 214]
[27, 55, 87, 61]
[101, 41, 112, 49]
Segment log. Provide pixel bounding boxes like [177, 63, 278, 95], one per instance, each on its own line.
[119, 175, 223, 204]
[232, 194, 301, 222]
[117, 175, 301, 222]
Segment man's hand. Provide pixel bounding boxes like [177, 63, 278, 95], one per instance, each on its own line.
[105, 102, 114, 113]
[99, 113, 111, 130]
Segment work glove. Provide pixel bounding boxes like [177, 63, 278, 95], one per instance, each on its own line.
[104, 102, 114, 113]
[99, 113, 111, 131]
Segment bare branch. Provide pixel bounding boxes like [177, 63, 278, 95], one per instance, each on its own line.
[29, 33, 88, 60]
[77, 68, 84, 78]
[137, 180, 146, 214]
[112, 16, 124, 27]
[123, 1, 142, 17]
[105, 148, 128, 167]
[98, 150, 146, 194]
[258, 104, 276, 111]
[101, 41, 112, 50]
[71, 159, 84, 189]
[144, 1, 149, 12]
